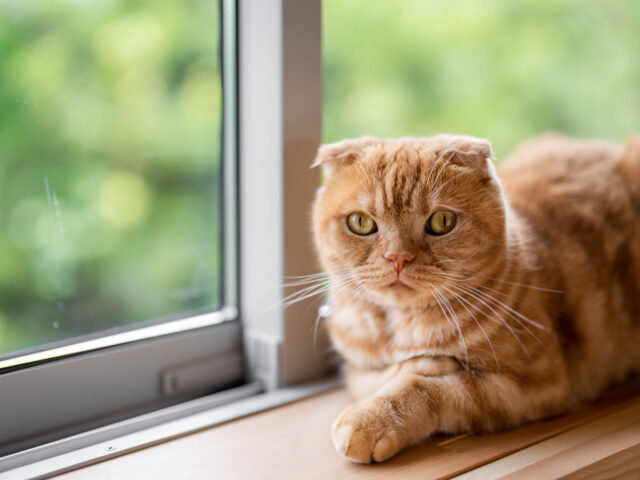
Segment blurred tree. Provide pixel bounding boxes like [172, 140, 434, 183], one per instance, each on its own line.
[323, 0, 640, 159]
[0, 0, 222, 354]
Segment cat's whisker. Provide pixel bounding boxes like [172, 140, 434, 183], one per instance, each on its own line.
[281, 270, 352, 288]
[425, 155, 442, 192]
[441, 288, 471, 368]
[329, 279, 362, 302]
[431, 286, 470, 367]
[281, 278, 328, 288]
[450, 284, 549, 353]
[452, 284, 547, 356]
[283, 272, 334, 280]
[446, 283, 531, 358]
[284, 287, 342, 312]
[430, 288, 459, 354]
[351, 283, 369, 307]
[282, 273, 329, 283]
[507, 235, 536, 248]
[428, 162, 447, 195]
[274, 273, 360, 312]
[283, 267, 351, 280]
[453, 282, 549, 332]
[282, 280, 330, 300]
[434, 251, 480, 268]
[250, 274, 332, 289]
[441, 269, 562, 294]
[440, 284, 500, 370]
[279, 287, 329, 311]
[428, 150, 456, 192]
[306, 277, 359, 349]
[429, 171, 464, 200]
[324, 274, 371, 307]
[476, 283, 546, 313]
[429, 286, 452, 334]
[310, 292, 346, 349]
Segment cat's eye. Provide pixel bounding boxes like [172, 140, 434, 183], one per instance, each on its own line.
[347, 212, 378, 235]
[426, 210, 457, 235]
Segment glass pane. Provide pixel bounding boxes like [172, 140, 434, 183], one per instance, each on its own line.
[323, 0, 640, 158]
[0, 0, 222, 356]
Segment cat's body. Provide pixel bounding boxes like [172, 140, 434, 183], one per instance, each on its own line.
[311, 134, 640, 463]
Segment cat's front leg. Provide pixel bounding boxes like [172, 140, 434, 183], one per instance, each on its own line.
[332, 364, 571, 463]
[345, 355, 461, 401]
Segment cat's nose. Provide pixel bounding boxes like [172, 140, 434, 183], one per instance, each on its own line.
[384, 251, 416, 274]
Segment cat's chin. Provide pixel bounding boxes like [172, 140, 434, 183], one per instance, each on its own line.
[387, 280, 413, 291]
[367, 280, 422, 307]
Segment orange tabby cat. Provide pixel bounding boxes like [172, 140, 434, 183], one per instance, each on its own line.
[311, 134, 640, 463]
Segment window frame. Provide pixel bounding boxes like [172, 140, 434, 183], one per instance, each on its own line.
[239, 0, 329, 390]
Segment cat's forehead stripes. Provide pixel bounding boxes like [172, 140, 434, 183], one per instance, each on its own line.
[358, 149, 437, 219]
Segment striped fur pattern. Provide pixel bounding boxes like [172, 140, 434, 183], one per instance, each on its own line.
[311, 134, 640, 463]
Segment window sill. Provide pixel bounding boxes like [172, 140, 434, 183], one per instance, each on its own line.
[35, 379, 640, 479]
[0, 377, 342, 479]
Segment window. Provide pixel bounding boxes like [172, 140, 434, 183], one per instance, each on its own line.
[1, 0, 223, 357]
[0, 0, 243, 455]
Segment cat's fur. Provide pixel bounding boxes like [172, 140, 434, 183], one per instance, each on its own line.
[311, 134, 640, 463]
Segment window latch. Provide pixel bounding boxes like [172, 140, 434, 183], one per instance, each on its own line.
[161, 352, 243, 396]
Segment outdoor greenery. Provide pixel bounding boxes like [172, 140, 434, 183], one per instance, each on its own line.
[2, 0, 640, 356]
[0, 0, 221, 354]
[323, 0, 640, 159]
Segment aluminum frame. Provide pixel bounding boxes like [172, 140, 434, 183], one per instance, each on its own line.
[239, 0, 330, 389]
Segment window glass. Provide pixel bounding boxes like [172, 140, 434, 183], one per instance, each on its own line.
[0, 0, 222, 356]
[323, 0, 640, 158]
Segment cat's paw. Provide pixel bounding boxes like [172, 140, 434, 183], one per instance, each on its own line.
[331, 402, 406, 463]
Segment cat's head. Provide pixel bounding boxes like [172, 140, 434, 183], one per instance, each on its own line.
[311, 135, 509, 309]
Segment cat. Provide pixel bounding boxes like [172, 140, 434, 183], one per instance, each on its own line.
[310, 134, 640, 463]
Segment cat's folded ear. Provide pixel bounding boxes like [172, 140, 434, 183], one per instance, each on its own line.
[311, 136, 378, 178]
[438, 135, 494, 176]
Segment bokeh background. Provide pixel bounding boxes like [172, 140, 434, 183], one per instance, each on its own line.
[0, 0, 222, 355]
[323, 0, 640, 159]
[2, 0, 640, 356]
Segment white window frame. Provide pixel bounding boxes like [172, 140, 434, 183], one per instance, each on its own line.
[239, 0, 328, 389]
[0, 0, 332, 477]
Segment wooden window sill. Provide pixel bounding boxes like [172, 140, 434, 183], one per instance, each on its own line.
[55, 382, 640, 479]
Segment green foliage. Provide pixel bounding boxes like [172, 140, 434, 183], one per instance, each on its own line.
[0, 0, 222, 354]
[323, 0, 640, 159]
